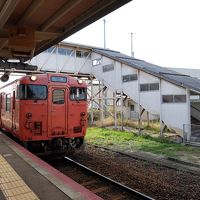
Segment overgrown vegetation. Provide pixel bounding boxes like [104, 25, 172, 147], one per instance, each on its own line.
[88, 112, 161, 132]
[86, 127, 199, 158]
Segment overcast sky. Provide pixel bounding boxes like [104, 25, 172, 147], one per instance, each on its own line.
[65, 0, 200, 69]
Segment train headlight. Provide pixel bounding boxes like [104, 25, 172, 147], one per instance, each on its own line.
[30, 75, 37, 81]
[80, 112, 86, 117]
[26, 113, 32, 118]
[77, 79, 83, 84]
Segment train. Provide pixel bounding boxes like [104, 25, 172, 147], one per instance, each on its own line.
[0, 73, 87, 155]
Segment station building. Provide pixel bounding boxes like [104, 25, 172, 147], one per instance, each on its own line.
[30, 42, 200, 145]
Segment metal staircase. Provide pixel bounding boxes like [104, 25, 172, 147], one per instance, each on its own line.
[31, 42, 200, 139]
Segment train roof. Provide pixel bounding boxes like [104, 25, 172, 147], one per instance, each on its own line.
[0, 73, 87, 90]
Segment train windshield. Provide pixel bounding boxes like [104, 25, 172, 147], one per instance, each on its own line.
[19, 84, 47, 100]
[70, 87, 87, 101]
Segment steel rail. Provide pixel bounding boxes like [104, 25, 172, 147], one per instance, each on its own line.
[65, 156, 154, 200]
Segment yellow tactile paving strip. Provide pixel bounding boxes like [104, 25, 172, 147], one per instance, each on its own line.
[0, 155, 40, 200]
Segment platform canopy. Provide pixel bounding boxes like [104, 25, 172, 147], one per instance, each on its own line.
[0, 0, 131, 62]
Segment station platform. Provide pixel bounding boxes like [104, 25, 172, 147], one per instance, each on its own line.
[0, 132, 103, 200]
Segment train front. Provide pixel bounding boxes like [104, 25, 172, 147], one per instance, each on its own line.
[19, 74, 87, 155]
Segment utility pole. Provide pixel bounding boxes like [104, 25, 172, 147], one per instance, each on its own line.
[103, 19, 106, 48]
[131, 32, 134, 57]
[103, 19, 107, 106]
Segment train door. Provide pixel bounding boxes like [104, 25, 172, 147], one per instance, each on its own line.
[67, 87, 87, 136]
[12, 91, 16, 130]
[0, 93, 2, 126]
[48, 87, 67, 136]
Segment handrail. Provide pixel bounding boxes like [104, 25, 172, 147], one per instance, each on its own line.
[191, 105, 200, 113]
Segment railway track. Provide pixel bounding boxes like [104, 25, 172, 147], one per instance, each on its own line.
[64, 156, 154, 200]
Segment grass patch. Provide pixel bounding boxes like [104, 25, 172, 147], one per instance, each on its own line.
[86, 127, 197, 158]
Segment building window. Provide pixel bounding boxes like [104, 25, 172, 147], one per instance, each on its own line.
[122, 74, 138, 82]
[83, 51, 90, 57]
[76, 50, 90, 58]
[150, 83, 159, 91]
[45, 47, 56, 54]
[174, 95, 186, 103]
[130, 105, 135, 111]
[140, 84, 149, 92]
[58, 47, 67, 55]
[67, 49, 74, 56]
[45, 47, 75, 56]
[52, 90, 65, 104]
[76, 50, 82, 57]
[162, 95, 186, 103]
[92, 58, 102, 66]
[162, 95, 173, 103]
[140, 83, 159, 92]
[102, 64, 114, 72]
[6, 94, 11, 112]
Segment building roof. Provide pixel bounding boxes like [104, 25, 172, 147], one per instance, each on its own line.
[93, 48, 200, 94]
[171, 68, 200, 79]
[0, 0, 131, 61]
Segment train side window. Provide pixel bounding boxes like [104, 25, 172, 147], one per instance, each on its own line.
[13, 91, 15, 109]
[19, 84, 47, 100]
[6, 94, 11, 112]
[78, 88, 87, 100]
[52, 90, 64, 104]
[70, 88, 76, 100]
[70, 87, 87, 101]
[16, 85, 19, 99]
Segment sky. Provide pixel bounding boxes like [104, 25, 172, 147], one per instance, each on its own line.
[65, 0, 200, 69]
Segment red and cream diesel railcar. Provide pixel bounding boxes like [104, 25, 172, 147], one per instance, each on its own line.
[0, 73, 87, 154]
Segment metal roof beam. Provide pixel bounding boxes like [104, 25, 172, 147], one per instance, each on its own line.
[63, 0, 116, 32]
[0, 0, 20, 28]
[0, 40, 7, 50]
[40, 0, 82, 31]
[35, 31, 61, 41]
[0, 48, 11, 57]
[0, 29, 61, 41]
[17, 0, 44, 25]
[0, 60, 37, 71]
[0, 29, 7, 38]
[0, 0, 6, 11]
[36, 0, 119, 54]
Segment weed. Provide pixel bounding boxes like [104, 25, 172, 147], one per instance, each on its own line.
[86, 127, 200, 158]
